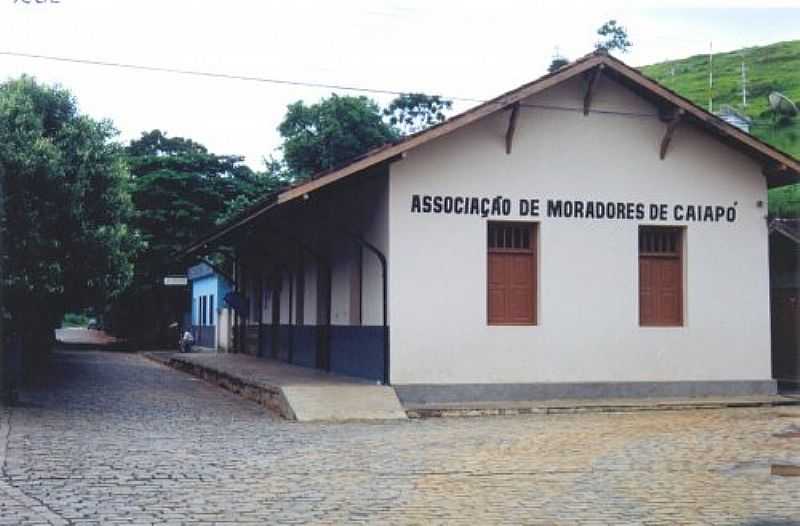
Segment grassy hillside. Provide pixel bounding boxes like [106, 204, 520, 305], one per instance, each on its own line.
[641, 40, 800, 216]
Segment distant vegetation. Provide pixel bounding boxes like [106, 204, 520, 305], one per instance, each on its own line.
[62, 313, 91, 328]
[641, 40, 800, 216]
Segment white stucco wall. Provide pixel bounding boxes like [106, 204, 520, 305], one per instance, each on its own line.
[388, 74, 772, 385]
[331, 243, 358, 326]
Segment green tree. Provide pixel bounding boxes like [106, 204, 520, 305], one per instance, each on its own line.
[595, 20, 632, 53]
[548, 57, 570, 73]
[215, 157, 291, 226]
[109, 130, 284, 346]
[278, 94, 398, 179]
[126, 130, 248, 272]
[382, 93, 453, 135]
[0, 76, 139, 362]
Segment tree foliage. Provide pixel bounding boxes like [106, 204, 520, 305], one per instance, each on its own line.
[0, 76, 139, 357]
[126, 130, 250, 273]
[382, 93, 453, 135]
[278, 94, 399, 179]
[215, 157, 291, 226]
[278, 93, 454, 179]
[595, 20, 632, 53]
[107, 130, 291, 345]
[107, 130, 275, 344]
[548, 57, 570, 73]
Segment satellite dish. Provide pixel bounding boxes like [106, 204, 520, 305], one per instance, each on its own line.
[768, 92, 798, 117]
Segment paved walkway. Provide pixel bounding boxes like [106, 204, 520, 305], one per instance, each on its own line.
[3, 350, 800, 524]
[148, 352, 376, 386]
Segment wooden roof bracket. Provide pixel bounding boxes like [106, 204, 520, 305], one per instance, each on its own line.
[660, 108, 685, 160]
[763, 162, 788, 178]
[505, 103, 520, 154]
[583, 64, 604, 116]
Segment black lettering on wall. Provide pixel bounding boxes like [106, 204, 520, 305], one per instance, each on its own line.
[433, 196, 443, 213]
[408, 195, 739, 224]
[411, 194, 421, 213]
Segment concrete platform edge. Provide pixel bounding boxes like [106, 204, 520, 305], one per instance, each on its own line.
[143, 352, 296, 420]
[404, 396, 800, 418]
[142, 354, 797, 420]
[394, 380, 779, 405]
[142, 352, 406, 422]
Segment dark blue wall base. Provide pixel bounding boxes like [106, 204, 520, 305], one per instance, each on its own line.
[258, 326, 271, 358]
[291, 327, 318, 368]
[192, 326, 214, 348]
[253, 324, 385, 383]
[329, 326, 385, 382]
[276, 326, 290, 362]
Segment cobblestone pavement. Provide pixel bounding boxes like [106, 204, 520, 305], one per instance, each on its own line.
[2, 351, 800, 525]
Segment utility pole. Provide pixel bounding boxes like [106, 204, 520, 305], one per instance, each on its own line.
[741, 61, 748, 108]
[708, 41, 714, 112]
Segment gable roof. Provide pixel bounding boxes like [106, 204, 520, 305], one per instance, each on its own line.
[187, 262, 216, 281]
[185, 50, 800, 256]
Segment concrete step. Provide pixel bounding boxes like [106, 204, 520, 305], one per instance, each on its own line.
[283, 385, 407, 421]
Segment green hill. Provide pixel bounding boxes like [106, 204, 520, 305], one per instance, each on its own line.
[641, 40, 800, 216]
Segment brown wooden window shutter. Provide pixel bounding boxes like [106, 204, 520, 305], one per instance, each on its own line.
[639, 226, 683, 327]
[487, 222, 537, 325]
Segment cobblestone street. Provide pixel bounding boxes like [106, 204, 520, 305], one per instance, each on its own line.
[2, 351, 800, 525]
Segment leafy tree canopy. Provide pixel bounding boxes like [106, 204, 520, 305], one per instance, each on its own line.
[548, 57, 570, 73]
[278, 94, 399, 179]
[126, 129, 250, 271]
[382, 93, 453, 135]
[278, 93, 454, 180]
[0, 76, 140, 355]
[215, 157, 291, 226]
[109, 130, 288, 345]
[595, 20, 632, 53]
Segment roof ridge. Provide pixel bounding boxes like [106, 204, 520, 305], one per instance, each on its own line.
[184, 50, 800, 256]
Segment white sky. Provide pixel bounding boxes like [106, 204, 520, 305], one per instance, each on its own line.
[1, 1, 799, 169]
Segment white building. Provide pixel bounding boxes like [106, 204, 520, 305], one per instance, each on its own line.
[185, 51, 800, 404]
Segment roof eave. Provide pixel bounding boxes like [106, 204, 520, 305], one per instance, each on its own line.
[184, 50, 800, 256]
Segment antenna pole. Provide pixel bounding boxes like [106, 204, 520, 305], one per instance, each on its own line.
[741, 62, 747, 108]
[708, 41, 714, 112]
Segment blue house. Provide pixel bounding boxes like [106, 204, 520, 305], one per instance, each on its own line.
[187, 263, 232, 350]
